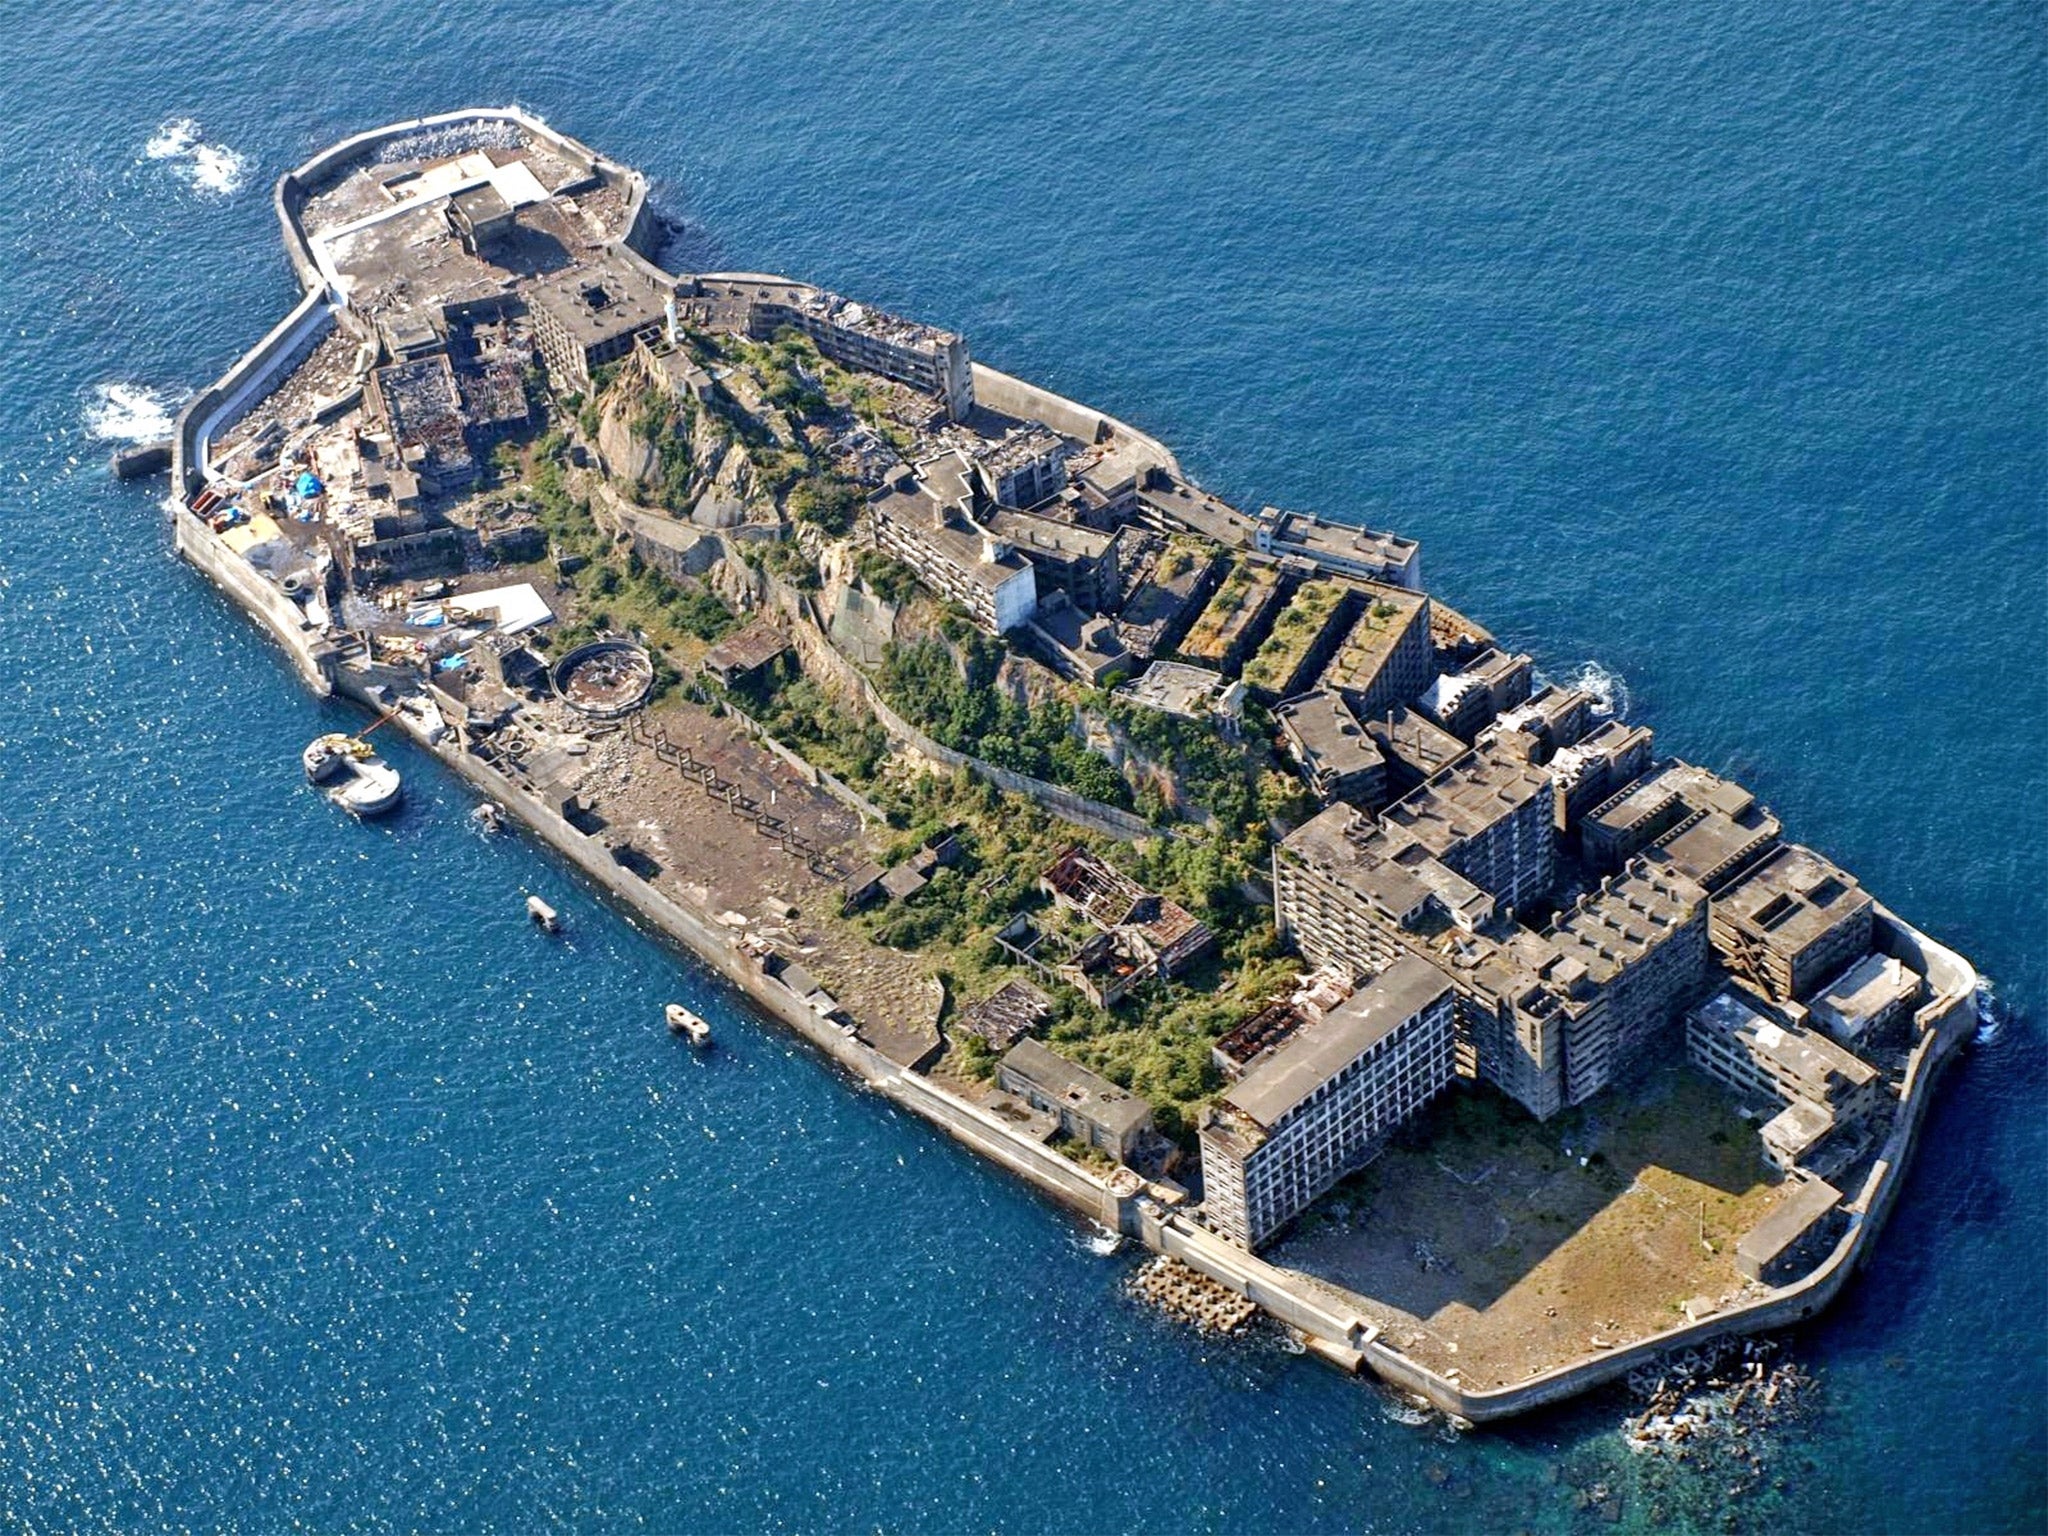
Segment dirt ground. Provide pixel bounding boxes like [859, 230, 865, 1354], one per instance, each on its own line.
[558, 696, 945, 1065]
[1272, 1063, 1792, 1389]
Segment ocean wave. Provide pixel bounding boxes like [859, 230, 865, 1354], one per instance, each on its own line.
[142, 117, 247, 196]
[84, 382, 188, 444]
[1974, 977, 2004, 1045]
[1560, 660, 1631, 719]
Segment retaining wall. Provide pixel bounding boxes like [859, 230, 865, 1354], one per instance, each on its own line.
[783, 613, 1164, 841]
[173, 514, 334, 697]
[971, 362, 1182, 478]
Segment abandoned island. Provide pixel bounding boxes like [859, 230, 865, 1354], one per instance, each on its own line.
[158, 108, 1978, 1423]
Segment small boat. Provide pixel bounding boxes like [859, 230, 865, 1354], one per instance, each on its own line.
[472, 802, 507, 833]
[526, 895, 560, 933]
[665, 1003, 711, 1046]
[302, 733, 402, 817]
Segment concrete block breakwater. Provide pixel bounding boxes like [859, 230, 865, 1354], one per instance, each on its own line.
[167, 107, 1977, 1423]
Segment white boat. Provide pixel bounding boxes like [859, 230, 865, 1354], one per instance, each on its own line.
[302, 733, 402, 817]
[472, 802, 506, 833]
[526, 895, 560, 933]
[665, 1003, 712, 1046]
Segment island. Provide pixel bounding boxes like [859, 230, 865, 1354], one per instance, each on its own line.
[163, 108, 1978, 1423]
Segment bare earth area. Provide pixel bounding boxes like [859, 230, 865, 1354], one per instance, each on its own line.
[1272, 1063, 1791, 1389]
[557, 697, 945, 1066]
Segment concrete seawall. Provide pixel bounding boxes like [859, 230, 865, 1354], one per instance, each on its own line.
[165, 107, 1978, 1425]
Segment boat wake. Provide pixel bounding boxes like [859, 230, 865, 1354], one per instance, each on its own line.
[84, 381, 188, 443]
[143, 117, 248, 197]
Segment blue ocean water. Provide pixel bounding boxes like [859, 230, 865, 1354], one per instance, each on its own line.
[0, 1, 2041, 1530]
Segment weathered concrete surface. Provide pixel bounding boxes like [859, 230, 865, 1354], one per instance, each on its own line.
[166, 106, 1980, 1425]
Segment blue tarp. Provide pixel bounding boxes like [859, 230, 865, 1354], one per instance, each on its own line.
[295, 471, 324, 498]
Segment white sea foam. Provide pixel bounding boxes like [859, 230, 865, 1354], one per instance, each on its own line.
[1079, 1224, 1122, 1257]
[187, 143, 248, 196]
[144, 117, 199, 160]
[142, 117, 247, 196]
[1974, 977, 2003, 1045]
[84, 382, 187, 443]
[1562, 660, 1631, 719]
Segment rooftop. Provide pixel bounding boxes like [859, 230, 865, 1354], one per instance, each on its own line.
[1115, 661, 1233, 719]
[1223, 954, 1456, 1129]
[1179, 557, 1283, 662]
[1808, 953, 1922, 1042]
[1242, 578, 1353, 693]
[1275, 690, 1385, 780]
[1000, 1038, 1153, 1137]
[1381, 741, 1551, 856]
[1317, 586, 1429, 696]
[529, 260, 668, 347]
[1546, 859, 1706, 982]
[1714, 844, 1872, 955]
[1692, 988, 1880, 1097]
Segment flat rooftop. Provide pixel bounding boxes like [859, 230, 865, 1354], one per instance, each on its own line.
[1713, 843, 1872, 955]
[1223, 954, 1455, 1129]
[1318, 586, 1428, 695]
[1381, 741, 1550, 855]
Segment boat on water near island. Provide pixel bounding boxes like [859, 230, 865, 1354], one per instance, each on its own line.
[301, 733, 401, 817]
[164, 107, 1981, 1423]
[666, 1003, 712, 1046]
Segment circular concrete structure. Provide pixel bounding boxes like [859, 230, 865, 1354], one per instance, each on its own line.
[551, 639, 655, 718]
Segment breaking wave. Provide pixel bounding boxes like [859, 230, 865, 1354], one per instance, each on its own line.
[143, 117, 247, 196]
[1974, 977, 2005, 1045]
[84, 381, 187, 443]
[1562, 660, 1631, 719]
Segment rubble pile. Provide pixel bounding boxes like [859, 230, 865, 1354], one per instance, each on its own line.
[1624, 1337, 1816, 1476]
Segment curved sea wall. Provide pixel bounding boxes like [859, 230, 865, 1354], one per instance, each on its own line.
[166, 111, 1978, 1424]
[1348, 918, 1977, 1421]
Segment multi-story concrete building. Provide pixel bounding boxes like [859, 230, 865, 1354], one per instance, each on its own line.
[1543, 859, 1712, 1104]
[1316, 584, 1434, 722]
[1710, 844, 1874, 1004]
[1177, 557, 1288, 674]
[528, 262, 668, 390]
[1548, 720, 1656, 833]
[1806, 952, 1924, 1049]
[748, 287, 974, 420]
[1198, 954, 1457, 1249]
[1417, 647, 1534, 741]
[1274, 691, 1388, 809]
[1687, 987, 1883, 1171]
[1482, 684, 1593, 759]
[1273, 804, 1497, 981]
[1362, 703, 1468, 798]
[982, 508, 1119, 614]
[1380, 742, 1556, 916]
[972, 423, 1072, 509]
[1454, 927, 1592, 1121]
[1583, 760, 1781, 892]
[1251, 506, 1422, 590]
[868, 454, 1037, 633]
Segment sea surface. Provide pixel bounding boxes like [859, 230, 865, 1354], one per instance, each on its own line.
[0, 3, 2041, 1531]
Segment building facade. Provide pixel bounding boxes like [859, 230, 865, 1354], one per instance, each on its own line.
[1379, 742, 1557, 916]
[1198, 955, 1457, 1249]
